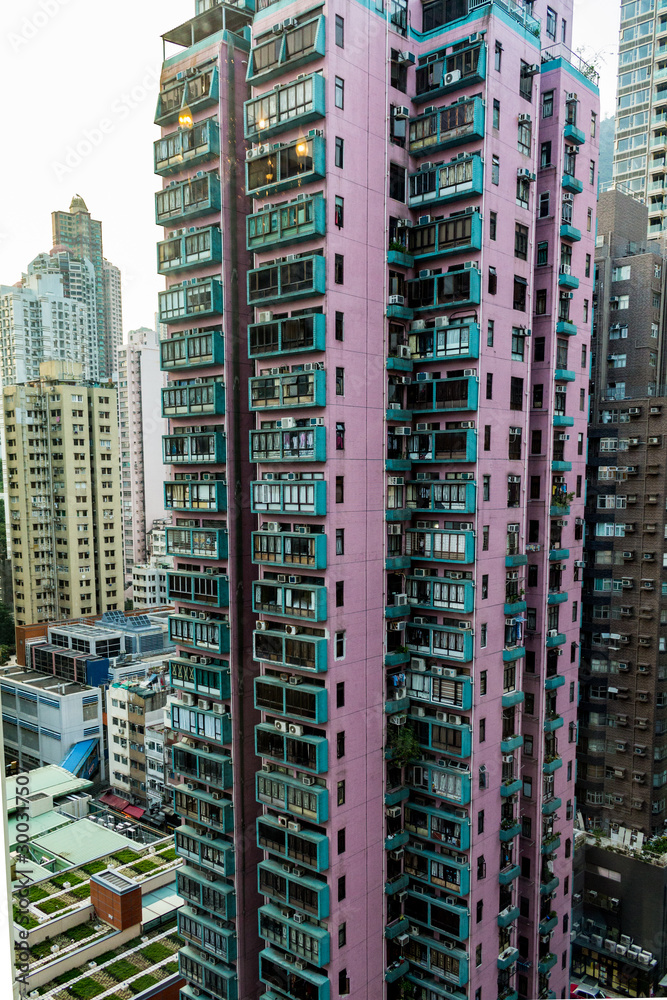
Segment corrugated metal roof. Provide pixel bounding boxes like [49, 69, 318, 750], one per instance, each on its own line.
[32, 818, 137, 865]
[6, 765, 92, 812]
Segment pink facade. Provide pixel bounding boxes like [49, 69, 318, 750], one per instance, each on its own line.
[157, 1, 599, 998]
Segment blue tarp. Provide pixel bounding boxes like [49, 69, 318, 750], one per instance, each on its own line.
[59, 738, 99, 778]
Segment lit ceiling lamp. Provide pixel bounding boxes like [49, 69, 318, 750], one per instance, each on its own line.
[179, 104, 194, 129]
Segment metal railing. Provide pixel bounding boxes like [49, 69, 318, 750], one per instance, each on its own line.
[469, 0, 540, 34]
[541, 42, 600, 86]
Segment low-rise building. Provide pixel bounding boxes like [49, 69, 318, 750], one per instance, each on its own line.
[107, 677, 169, 807]
[132, 564, 169, 608]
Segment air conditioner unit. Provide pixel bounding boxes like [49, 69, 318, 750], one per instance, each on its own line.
[415, 707, 426, 717]
[448, 714, 462, 725]
[387, 806, 402, 818]
[444, 70, 461, 86]
[285, 625, 300, 636]
[293, 912, 306, 924]
[278, 815, 289, 827]
[283, 16, 298, 28]
[256, 620, 269, 631]
[433, 315, 449, 328]
[288, 821, 301, 832]
[517, 168, 536, 181]
[518, 113, 531, 123]
[457, 620, 471, 630]
[566, 92, 578, 102]
[398, 51, 415, 64]
[257, 311, 273, 323]
[275, 720, 289, 733]
[289, 724, 304, 736]
[443, 668, 457, 678]
[432, 665, 443, 676]
[388, 621, 406, 632]
[393, 105, 410, 119]
[397, 345, 412, 359]
[412, 657, 426, 671]
[262, 763, 274, 773]
[547, 629, 558, 637]
[502, 754, 514, 764]
[389, 295, 405, 305]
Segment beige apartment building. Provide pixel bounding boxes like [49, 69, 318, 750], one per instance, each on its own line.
[3, 360, 123, 625]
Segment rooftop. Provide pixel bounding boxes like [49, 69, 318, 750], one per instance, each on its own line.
[0, 665, 93, 695]
[30, 818, 138, 868]
[6, 766, 92, 813]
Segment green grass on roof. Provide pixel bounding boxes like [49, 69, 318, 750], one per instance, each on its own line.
[112, 848, 141, 864]
[107, 958, 140, 982]
[51, 871, 84, 888]
[81, 860, 107, 876]
[70, 884, 91, 900]
[140, 941, 171, 963]
[68, 977, 106, 999]
[129, 974, 158, 994]
[36, 897, 68, 914]
[130, 859, 157, 874]
[64, 923, 98, 942]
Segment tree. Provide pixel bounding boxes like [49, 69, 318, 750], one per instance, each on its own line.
[0, 602, 15, 648]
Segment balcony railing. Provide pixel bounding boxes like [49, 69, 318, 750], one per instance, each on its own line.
[244, 72, 325, 141]
[408, 210, 482, 260]
[409, 153, 484, 209]
[408, 319, 479, 363]
[250, 424, 326, 463]
[160, 327, 224, 371]
[247, 13, 325, 85]
[247, 192, 326, 251]
[156, 172, 221, 225]
[407, 266, 481, 311]
[161, 378, 225, 417]
[405, 478, 476, 514]
[163, 431, 226, 466]
[247, 254, 326, 306]
[246, 133, 326, 198]
[157, 225, 222, 274]
[249, 368, 326, 410]
[252, 529, 327, 569]
[166, 526, 228, 560]
[154, 117, 220, 175]
[249, 312, 326, 359]
[154, 64, 219, 125]
[408, 95, 484, 156]
[253, 578, 327, 622]
[158, 276, 223, 324]
[251, 477, 327, 516]
[253, 627, 328, 672]
[414, 40, 486, 103]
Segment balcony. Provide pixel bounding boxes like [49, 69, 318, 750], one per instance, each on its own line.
[558, 271, 579, 290]
[257, 814, 329, 868]
[497, 947, 520, 971]
[538, 953, 557, 974]
[160, 327, 224, 371]
[165, 478, 227, 513]
[501, 690, 525, 709]
[502, 646, 525, 662]
[384, 829, 409, 850]
[414, 40, 486, 104]
[408, 210, 482, 261]
[168, 570, 229, 608]
[497, 905, 520, 929]
[179, 946, 238, 1000]
[404, 841, 470, 896]
[540, 875, 559, 895]
[549, 548, 569, 560]
[504, 599, 526, 616]
[247, 13, 325, 85]
[409, 374, 478, 413]
[169, 613, 230, 655]
[413, 715, 473, 758]
[155, 64, 219, 125]
[386, 405, 413, 422]
[385, 916, 410, 940]
[170, 655, 231, 700]
[154, 117, 220, 175]
[384, 872, 409, 895]
[251, 477, 327, 517]
[256, 771, 328, 825]
[406, 573, 474, 614]
[247, 192, 326, 251]
[562, 173, 583, 194]
[245, 73, 325, 141]
[248, 254, 326, 307]
[157, 225, 222, 274]
[407, 265, 481, 312]
[176, 838, 234, 882]
[249, 311, 325, 360]
[246, 133, 326, 198]
[556, 319, 577, 336]
[259, 857, 330, 920]
[406, 931, 469, 987]
[564, 123, 586, 145]
[408, 759, 471, 805]
[166, 526, 228, 561]
[500, 778, 522, 798]
[158, 277, 223, 324]
[255, 674, 328, 724]
[250, 424, 326, 463]
[544, 675, 565, 692]
[174, 783, 234, 833]
[259, 902, 330, 968]
[560, 222, 581, 242]
[407, 428, 477, 464]
[500, 734, 523, 753]
[541, 835, 561, 855]
[249, 368, 326, 411]
[547, 590, 567, 605]
[253, 627, 328, 673]
[178, 906, 236, 965]
[156, 172, 221, 225]
[505, 553, 527, 568]
[406, 621, 474, 663]
[260, 947, 330, 1000]
[499, 821, 521, 842]
[543, 714, 564, 733]
[406, 525, 475, 564]
[387, 248, 414, 268]
[408, 95, 484, 156]
[542, 796, 562, 816]
[172, 742, 232, 789]
[163, 431, 226, 466]
[409, 319, 480, 364]
[385, 960, 410, 984]
[170, 701, 231, 746]
[161, 378, 225, 417]
[252, 529, 326, 569]
[405, 478, 476, 517]
[545, 631, 566, 649]
[253, 578, 327, 622]
[498, 864, 521, 885]
[409, 153, 484, 209]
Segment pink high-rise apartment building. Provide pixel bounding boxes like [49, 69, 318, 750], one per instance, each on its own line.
[156, 1, 598, 998]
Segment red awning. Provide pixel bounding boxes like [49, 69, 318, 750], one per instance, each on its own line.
[123, 804, 145, 819]
[99, 792, 130, 810]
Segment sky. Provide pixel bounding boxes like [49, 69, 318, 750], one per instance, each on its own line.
[0, 0, 620, 335]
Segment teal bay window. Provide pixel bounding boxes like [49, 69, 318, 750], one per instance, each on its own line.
[254, 675, 328, 723]
[245, 74, 325, 141]
[163, 431, 226, 465]
[169, 655, 231, 700]
[408, 376, 478, 413]
[408, 96, 484, 156]
[156, 173, 221, 225]
[405, 479, 476, 515]
[253, 579, 327, 621]
[247, 193, 326, 251]
[170, 701, 231, 745]
[406, 622, 474, 662]
[414, 41, 486, 102]
[168, 570, 229, 607]
[252, 530, 326, 569]
[413, 714, 472, 758]
[154, 117, 220, 175]
[247, 254, 326, 306]
[406, 669, 473, 712]
[251, 477, 327, 516]
[260, 947, 330, 1000]
[409, 760, 472, 805]
[405, 934, 469, 987]
[249, 369, 326, 410]
[160, 327, 224, 370]
[256, 771, 328, 824]
[404, 843, 471, 895]
[176, 860, 236, 920]
[178, 906, 237, 965]
[409, 320, 479, 363]
[161, 379, 225, 417]
[405, 892, 470, 944]
[157, 225, 222, 274]
[407, 429, 477, 463]
[173, 743, 232, 789]
[407, 266, 481, 311]
[158, 277, 223, 323]
[250, 424, 326, 462]
[166, 526, 228, 560]
[169, 613, 230, 654]
[164, 479, 227, 513]
[259, 903, 330, 968]
[174, 785, 234, 833]
[406, 573, 474, 613]
[256, 814, 329, 868]
[155, 64, 219, 125]
[406, 526, 475, 563]
[409, 154, 484, 209]
[249, 312, 325, 359]
[246, 135, 326, 198]
[259, 858, 330, 920]
[404, 803, 470, 850]
[179, 947, 237, 1000]
[247, 14, 325, 85]
[253, 629, 328, 673]
[408, 210, 482, 259]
